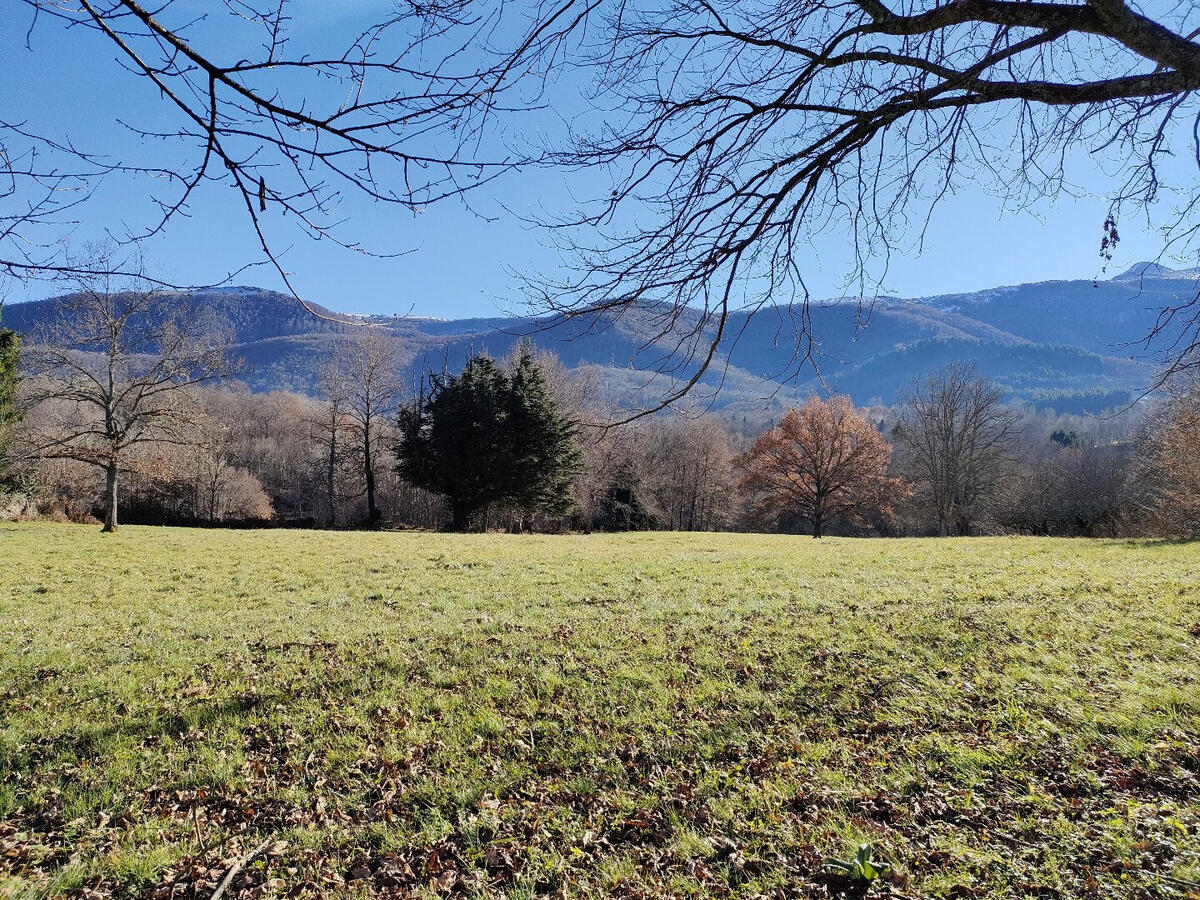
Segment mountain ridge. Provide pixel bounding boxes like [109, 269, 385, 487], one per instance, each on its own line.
[3, 264, 1190, 415]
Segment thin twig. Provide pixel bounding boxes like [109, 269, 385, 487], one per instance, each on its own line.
[210, 837, 271, 900]
[1159, 873, 1200, 890]
[191, 805, 208, 856]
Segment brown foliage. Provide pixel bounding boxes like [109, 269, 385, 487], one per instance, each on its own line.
[1142, 382, 1200, 536]
[739, 396, 907, 537]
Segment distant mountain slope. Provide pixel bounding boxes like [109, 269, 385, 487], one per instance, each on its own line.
[4, 266, 1191, 414]
[914, 272, 1200, 355]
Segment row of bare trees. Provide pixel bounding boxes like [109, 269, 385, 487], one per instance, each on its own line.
[7, 365, 1200, 537]
[2, 283, 1199, 536]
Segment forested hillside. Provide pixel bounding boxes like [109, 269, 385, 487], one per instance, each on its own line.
[6, 263, 1192, 412]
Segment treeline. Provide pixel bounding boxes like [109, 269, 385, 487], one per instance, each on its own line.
[1, 287, 1198, 537]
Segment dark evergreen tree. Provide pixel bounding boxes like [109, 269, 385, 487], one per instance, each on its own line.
[506, 344, 581, 523]
[0, 322, 21, 488]
[398, 350, 580, 531]
[398, 355, 513, 531]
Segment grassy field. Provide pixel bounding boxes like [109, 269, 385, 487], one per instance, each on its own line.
[1, 525, 1198, 899]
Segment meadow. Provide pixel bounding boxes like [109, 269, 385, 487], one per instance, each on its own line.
[1, 524, 1198, 899]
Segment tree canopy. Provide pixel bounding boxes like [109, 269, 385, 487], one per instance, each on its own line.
[397, 348, 580, 531]
[1140, 378, 1200, 536]
[739, 395, 907, 537]
[20, 273, 227, 531]
[0, 323, 20, 485]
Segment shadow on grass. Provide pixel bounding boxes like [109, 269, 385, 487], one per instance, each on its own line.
[38, 654, 415, 764]
[1126, 536, 1200, 547]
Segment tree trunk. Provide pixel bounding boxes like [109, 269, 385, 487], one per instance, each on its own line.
[364, 429, 379, 527]
[451, 501, 470, 532]
[209, 469, 221, 522]
[811, 487, 825, 538]
[326, 417, 338, 527]
[102, 460, 119, 533]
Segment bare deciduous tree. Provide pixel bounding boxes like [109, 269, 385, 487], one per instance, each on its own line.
[310, 390, 351, 528]
[185, 408, 276, 523]
[740, 395, 906, 537]
[19, 270, 227, 531]
[895, 364, 1019, 535]
[641, 417, 740, 531]
[6, 0, 515, 300]
[323, 332, 405, 526]
[202, 388, 324, 521]
[515, 0, 1200, 404]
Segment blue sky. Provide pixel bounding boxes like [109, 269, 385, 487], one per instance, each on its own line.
[1, 0, 1186, 318]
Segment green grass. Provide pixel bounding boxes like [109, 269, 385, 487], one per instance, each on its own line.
[1, 524, 1198, 899]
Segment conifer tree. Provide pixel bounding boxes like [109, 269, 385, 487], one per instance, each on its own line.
[506, 344, 581, 522]
[398, 350, 580, 531]
[0, 322, 21, 488]
[399, 355, 512, 531]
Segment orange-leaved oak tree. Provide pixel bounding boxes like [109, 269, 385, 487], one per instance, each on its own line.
[739, 396, 907, 538]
